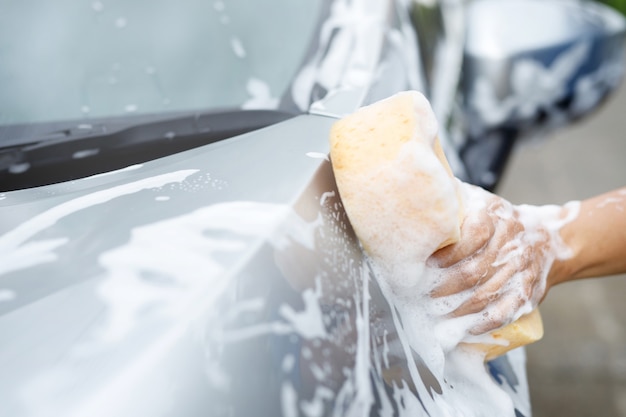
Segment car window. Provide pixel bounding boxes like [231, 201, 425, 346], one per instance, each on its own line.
[0, 0, 322, 126]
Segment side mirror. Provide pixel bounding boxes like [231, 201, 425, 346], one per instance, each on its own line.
[459, 0, 626, 189]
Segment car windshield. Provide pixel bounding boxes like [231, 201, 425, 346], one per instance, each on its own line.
[0, 0, 322, 127]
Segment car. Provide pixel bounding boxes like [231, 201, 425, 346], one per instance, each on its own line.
[0, 1, 624, 416]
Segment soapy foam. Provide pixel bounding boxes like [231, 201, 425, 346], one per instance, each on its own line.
[596, 195, 625, 210]
[410, 91, 439, 147]
[290, 0, 388, 110]
[242, 78, 279, 110]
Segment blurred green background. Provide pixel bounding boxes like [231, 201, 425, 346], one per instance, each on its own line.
[598, 0, 626, 15]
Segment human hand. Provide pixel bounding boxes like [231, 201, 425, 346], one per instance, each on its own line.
[427, 183, 575, 335]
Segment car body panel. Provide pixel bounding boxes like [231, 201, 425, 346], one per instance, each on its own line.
[0, 114, 338, 416]
[0, 0, 563, 415]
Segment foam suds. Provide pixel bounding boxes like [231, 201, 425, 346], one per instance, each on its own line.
[290, 0, 388, 110]
[596, 194, 625, 210]
[241, 78, 279, 110]
[230, 36, 246, 59]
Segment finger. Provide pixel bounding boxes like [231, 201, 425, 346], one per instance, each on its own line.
[428, 209, 495, 268]
[488, 212, 525, 264]
[522, 247, 549, 305]
[429, 258, 493, 297]
[468, 290, 527, 335]
[449, 260, 520, 317]
[430, 197, 521, 279]
[430, 213, 507, 297]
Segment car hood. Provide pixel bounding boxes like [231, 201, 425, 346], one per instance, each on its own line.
[0, 115, 340, 415]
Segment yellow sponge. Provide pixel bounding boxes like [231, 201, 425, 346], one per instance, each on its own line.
[329, 91, 543, 359]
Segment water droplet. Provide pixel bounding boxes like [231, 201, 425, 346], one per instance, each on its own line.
[164, 131, 176, 139]
[213, 1, 225, 11]
[81, 105, 91, 114]
[92, 1, 104, 12]
[230, 37, 246, 58]
[125, 104, 138, 113]
[115, 17, 127, 28]
[0, 289, 16, 302]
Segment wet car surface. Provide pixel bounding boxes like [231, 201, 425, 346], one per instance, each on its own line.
[5, 0, 624, 416]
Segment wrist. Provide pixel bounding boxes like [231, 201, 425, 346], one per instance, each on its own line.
[547, 256, 575, 288]
[546, 201, 583, 287]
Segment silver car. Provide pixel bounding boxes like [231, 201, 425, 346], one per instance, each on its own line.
[1, 0, 624, 416]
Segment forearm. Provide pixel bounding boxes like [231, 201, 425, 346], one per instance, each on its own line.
[548, 187, 626, 286]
